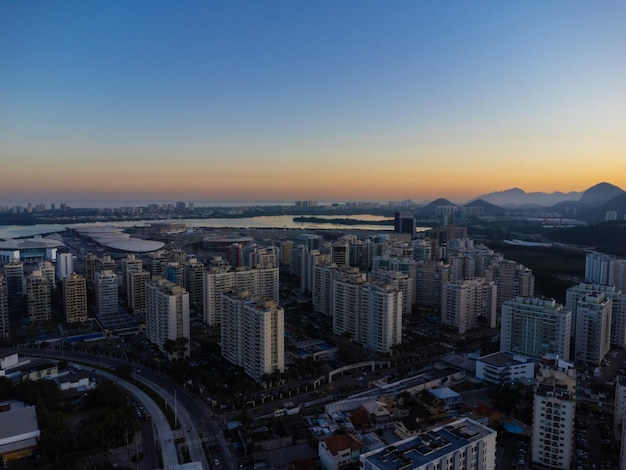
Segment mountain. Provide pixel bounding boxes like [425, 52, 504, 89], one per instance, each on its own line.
[584, 192, 626, 223]
[415, 198, 458, 216]
[463, 199, 506, 216]
[471, 188, 582, 207]
[578, 182, 625, 209]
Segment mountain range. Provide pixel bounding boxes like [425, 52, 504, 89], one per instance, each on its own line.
[415, 182, 626, 223]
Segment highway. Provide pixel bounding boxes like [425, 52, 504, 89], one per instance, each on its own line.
[21, 348, 220, 470]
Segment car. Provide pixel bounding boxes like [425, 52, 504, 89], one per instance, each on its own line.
[213, 458, 220, 467]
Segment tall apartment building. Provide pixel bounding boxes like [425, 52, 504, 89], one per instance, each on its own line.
[441, 278, 497, 334]
[27, 270, 51, 323]
[531, 356, 576, 470]
[37, 261, 56, 292]
[83, 253, 98, 282]
[0, 275, 8, 339]
[585, 251, 626, 290]
[301, 249, 331, 294]
[614, 376, 626, 442]
[278, 239, 293, 266]
[166, 249, 187, 266]
[369, 269, 412, 318]
[500, 297, 571, 361]
[573, 292, 612, 366]
[359, 283, 403, 354]
[394, 211, 415, 234]
[372, 256, 417, 305]
[145, 278, 190, 361]
[485, 259, 535, 315]
[415, 260, 449, 308]
[313, 265, 364, 317]
[203, 266, 279, 326]
[3, 259, 24, 303]
[566, 283, 626, 348]
[96, 254, 116, 275]
[55, 251, 73, 281]
[359, 417, 496, 470]
[63, 273, 88, 323]
[165, 262, 183, 286]
[330, 239, 350, 267]
[120, 255, 143, 294]
[243, 245, 279, 269]
[95, 270, 118, 316]
[147, 252, 166, 278]
[183, 258, 205, 311]
[411, 239, 432, 261]
[221, 291, 284, 382]
[127, 269, 151, 314]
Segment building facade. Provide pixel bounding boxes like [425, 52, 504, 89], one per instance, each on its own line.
[63, 273, 88, 323]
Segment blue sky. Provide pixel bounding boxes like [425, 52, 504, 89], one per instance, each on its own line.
[1, 1, 625, 204]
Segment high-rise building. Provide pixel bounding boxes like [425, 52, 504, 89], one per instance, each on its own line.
[566, 283, 626, 348]
[96, 254, 116, 275]
[485, 259, 535, 315]
[358, 283, 403, 353]
[573, 292, 612, 366]
[183, 258, 205, 311]
[278, 239, 293, 266]
[83, 253, 98, 282]
[614, 376, 626, 442]
[37, 261, 56, 292]
[63, 273, 87, 323]
[27, 270, 51, 323]
[394, 211, 415, 234]
[203, 266, 279, 326]
[127, 269, 151, 314]
[415, 260, 449, 308]
[165, 262, 183, 286]
[501, 297, 571, 361]
[95, 270, 118, 316]
[55, 251, 73, 281]
[359, 417, 497, 470]
[120, 254, 143, 294]
[441, 278, 497, 334]
[0, 275, 8, 339]
[145, 278, 190, 361]
[531, 356, 576, 470]
[221, 291, 284, 381]
[411, 239, 432, 261]
[3, 259, 24, 303]
[369, 269, 412, 318]
[313, 265, 363, 317]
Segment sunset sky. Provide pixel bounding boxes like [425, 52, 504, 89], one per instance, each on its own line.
[1, 1, 625, 206]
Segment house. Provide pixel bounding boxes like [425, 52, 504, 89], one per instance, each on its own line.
[0, 404, 40, 466]
[319, 433, 364, 470]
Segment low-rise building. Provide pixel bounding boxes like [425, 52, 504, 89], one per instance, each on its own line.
[0, 404, 41, 466]
[319, 433, 364, 470]
[475, 351, 535, 385]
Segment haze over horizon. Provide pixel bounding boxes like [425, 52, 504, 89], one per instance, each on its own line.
[2, 1, 625, 204]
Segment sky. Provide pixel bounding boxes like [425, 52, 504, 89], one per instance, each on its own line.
[1, 1, 625, 205]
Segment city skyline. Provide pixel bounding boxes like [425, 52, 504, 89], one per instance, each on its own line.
[2, 2, 625, 203]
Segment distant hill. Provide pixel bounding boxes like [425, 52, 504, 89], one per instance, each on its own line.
[471, 188, 582, 207]
[415, 198, 458, 216]
[578, 182, 625, 209]
[463, 199, 506, 216]
[583, 192, 626, 223]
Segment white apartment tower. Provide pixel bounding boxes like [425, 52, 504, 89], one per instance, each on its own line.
[501, 297, 572, 361]
[221, 291, 284, 382]
[485, 259, 535, 315]
[121, 255, 143, 294]
[359, 283, 403, 353]
[531, 356, 576, 470]
[203, 265, 279, 326]
[441, 278, 497, 334]
[145, 278, 190, 361]
[573, 292, 612, 366]
[95, 270, 119, 316]
[63, 273, 88, 323]
[0, 275, 8, 339]
[55, 251, 73, 281]
[27, 270, 52, 323]
[566, 283, 626, 348]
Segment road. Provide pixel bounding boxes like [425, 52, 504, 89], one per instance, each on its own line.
[21, 348, 217, 470]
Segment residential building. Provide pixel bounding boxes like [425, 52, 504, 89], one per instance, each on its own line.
[394, 211, 415, 234]
[319, 433, 364, 470]
[183, 257, 205, 311]
[359, 417, 496, 470]
[531, 355, 576, 470]
[415, 260, 449, 308]
[221, 291, 284, 381]
[203, 265, 279, 326]
[3, 259, 24, 304]
[485, 259, 535, 316]
[475, 351, 535, 385]
[95, 270, 118, 316]
[27, 271, 51, 323]
[0, 404, 41, 466]
[566, 283, 626, 348]
[55, 251, 73, 281]
[83, 253, 98, 282]
[0, 276, 8, 339]
[500, 297, 571, 361]
[63, 273, 88, 323]
[145, 278, 190, 360]
[278, 239, 293, 266]
[614, 375, 626, 442]
[120, 254, 143, 294]
[441, 278, 497, 334]
[127, 269, 151, 314]
[573, 292, 612, 366]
